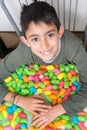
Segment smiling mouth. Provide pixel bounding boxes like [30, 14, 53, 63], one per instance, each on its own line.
[40, 49, 53, 55]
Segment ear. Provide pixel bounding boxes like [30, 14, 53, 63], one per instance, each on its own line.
[20, 36, 30, 47]
[58, 25, 64, 39]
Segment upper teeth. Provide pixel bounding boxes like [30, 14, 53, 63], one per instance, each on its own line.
[41, 50, 51, 55]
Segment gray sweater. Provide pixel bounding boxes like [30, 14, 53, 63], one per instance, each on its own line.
[0, 30, 87, 116]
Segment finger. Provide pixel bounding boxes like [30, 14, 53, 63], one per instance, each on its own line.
[35, 104, 51, 109]
[32, 115, 41, 121]
[33, 98, 44, 104]
[33, 95, 44, 100]
[31, 110, 39, 116]
[39, 121, 49, 130]
[31, 117, 43, 126]
[34, 107, 48, 113]
[31, 106, 48, 113]
[36, 118, 47, 128]
[40, 112, 44, 116]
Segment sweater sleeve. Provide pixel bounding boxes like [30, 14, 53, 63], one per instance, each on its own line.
[0, 42, 31, 80]
[0, 42, 31, 104]
[0, 83, 9, 104]
[62, 31, 87, 116]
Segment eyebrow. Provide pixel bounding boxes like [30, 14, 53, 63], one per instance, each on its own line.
[45, 29, 57, 35]
[29, 29, 57, 38]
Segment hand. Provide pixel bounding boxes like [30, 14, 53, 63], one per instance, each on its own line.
[31, 104, 66, 130]
[17, 95, 51, 115]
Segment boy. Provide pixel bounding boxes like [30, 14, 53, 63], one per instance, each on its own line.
[0, 1, 87, 129]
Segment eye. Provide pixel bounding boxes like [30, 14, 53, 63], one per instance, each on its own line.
[48, 33, 55, 38]
[31, 37, 39, 42]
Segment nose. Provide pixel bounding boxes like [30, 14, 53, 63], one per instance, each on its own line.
[40, 38, 49, 49]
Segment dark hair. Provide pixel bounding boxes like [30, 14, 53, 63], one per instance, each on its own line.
[20, 1, 61, 36]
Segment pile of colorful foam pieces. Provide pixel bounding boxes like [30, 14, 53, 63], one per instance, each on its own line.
[0, 102, 32, 130]
[0, 63, 86, 130]
[4, 64, 81, 104]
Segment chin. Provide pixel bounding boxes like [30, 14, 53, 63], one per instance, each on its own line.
[37, 53, 55, 61]
[42, 56, 54, 61]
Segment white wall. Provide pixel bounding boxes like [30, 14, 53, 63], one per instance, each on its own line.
[0, 5, 14, 31]
[0, 0, 87, 32]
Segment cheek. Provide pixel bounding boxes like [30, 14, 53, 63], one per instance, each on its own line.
[31, 41, 42, 50]
[51, 36, 58, 44]
[30, 46, 35, 52]
[30, 45, 39, 53]
[51, 40, 58, 47]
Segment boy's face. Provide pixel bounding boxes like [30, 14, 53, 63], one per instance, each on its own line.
[22, 21, 64, 61]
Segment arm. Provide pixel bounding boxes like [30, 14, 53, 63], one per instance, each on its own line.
[0, 43, 50, 114]
[0, 42, 27, 104]
[61, 31, 87, 116]
[62, 44, 87, 116]
[4, 92, 51, 115]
